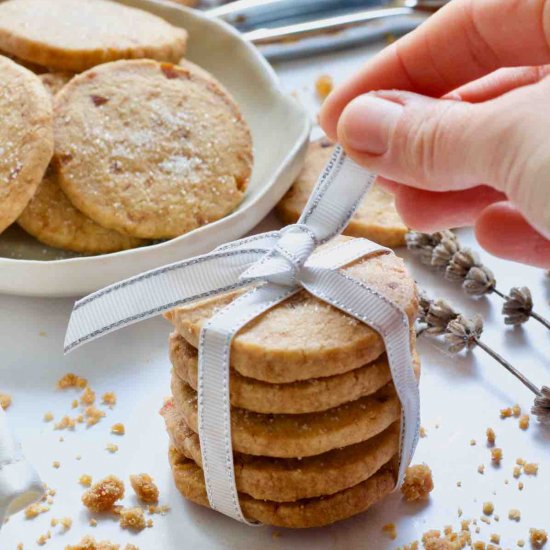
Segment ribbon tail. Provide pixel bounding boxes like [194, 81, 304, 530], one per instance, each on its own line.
[298, 146, 377, 243]
[0, 408, 44, 527]
[301, 268, 420, 486]
[64, 248, 267, 353]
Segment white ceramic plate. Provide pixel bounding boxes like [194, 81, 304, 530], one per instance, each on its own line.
[0, 0, 310, 297]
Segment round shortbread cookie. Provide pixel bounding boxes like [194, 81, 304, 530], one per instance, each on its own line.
[171, 375, 401, 458]
[18, 165, 146, 253]
[0, 55, 53, 234]
[18, 71, 146, 254]
[166, 238, 418, 383]
[170, 332, 399, 414]
[54, 59, 252, 239]
[0, 0, 188, 72]
[162, 400, 399, 502]
[168, 447, 395, 528]
[276, 138, 408, 247]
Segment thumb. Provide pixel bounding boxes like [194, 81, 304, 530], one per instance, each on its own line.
[337, 84, 550, 238]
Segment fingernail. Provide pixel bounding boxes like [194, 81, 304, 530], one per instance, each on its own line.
[340, 95, 404, 155]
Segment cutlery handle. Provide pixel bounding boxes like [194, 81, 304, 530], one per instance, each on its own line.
[242, 6, 416, 44]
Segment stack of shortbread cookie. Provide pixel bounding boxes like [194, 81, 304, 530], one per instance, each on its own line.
[162, 239, 419, 527]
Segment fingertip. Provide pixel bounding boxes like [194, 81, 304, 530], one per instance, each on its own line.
[475, 202, 550, 268]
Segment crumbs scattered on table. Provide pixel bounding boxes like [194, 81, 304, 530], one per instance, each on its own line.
[106, 443, 119, 453]
[111, 423, 125, 435]
[119, 507, 147, 531]
[518, 414, 530, 430]
[80, 386, 95, 406]
[57, 373, 87, 390]
[482, 502, 494, 516]
[486, 427, 495, 445]
[508, 509, 521, 521]
[491, 448, 502, 465]
[530, 528, 548, 548]
[52, 461, 60, 469]
[381, 522, 397, 540]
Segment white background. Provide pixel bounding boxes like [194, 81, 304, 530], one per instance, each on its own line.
[1, 41, 550, 550]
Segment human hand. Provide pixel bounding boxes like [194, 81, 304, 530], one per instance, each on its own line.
[319, 0, 550, 268]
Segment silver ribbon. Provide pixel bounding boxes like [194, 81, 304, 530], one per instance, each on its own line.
[64, 146, 420, 524]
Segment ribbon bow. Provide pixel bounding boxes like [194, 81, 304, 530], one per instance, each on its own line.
[65, 146, 420, 525]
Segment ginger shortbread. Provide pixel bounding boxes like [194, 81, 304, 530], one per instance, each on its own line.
[0, 55, 53, 234]
[276, 138, 407, 247]
[54, 59, 252, 239]
[0, 0, 187, 72]
[169, 447, 395, 528]
[171, 375, 401, 458]
[166, 240, 418, 383]
[162, 401, 399, 502]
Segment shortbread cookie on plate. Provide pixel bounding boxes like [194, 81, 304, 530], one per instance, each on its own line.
[166, 238, 418, 383]
[54, 59, 253, 239]
[169, 447, 395, 528]
[277, 138, 408, 247]
[0, 55, 53, 234]
[172, 376, 401, 458]
[169, 332, 411, 414]
[162, 400, 399, 502]
[18, 70, 145, 254]
[0, 0, 188, 72]
[18, 165, 145, 254]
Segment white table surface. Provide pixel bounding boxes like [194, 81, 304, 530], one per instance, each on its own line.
[2, 42, 550, 550]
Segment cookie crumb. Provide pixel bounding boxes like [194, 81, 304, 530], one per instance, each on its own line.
[382, 523, 397, 540]
[508, 508, 521, 521]
[315, 75, 333, 100]
[512, 404, 521, 417]
[401, 464, 434, 501]
[147, 504, 170, 515]
[111, 423, 125, 435]
[517, 540, 525, 547]
[420, 426, 427, 438]
[57, 373, 87, 390]
[80, 386, 95, 405]
[491, 448, 503, 465]
[513, 466, 522, 478]
[52, 461, 60, 469]
[85, 406, 105, 426]
[519, 414, 530, 430]
[518, 482, 524, 490]
[24, 502, 49, 519]
[478, 464, 485, 474]
[530, 529, 548, 548]
[102, 392, 117, 407]
[524, 462, 538, 475]
[490, 534, 500, 544]
[36, 531, 51, 546]
[81, 475, 124, 512]
[54, 415, 76, 430]
[0, 392, 11, 410]
[119, 506, 146, 531]
[483, 502, 494, 515]
[105, 443, 118, 453]
[71, 399, 78, 409]
[130, 473, 159, 504]
[89, 518, 97, 527]
[65, 535, 119, 550]
[79, 474, 92, 487]
[500, 407, 513, 418]
[43, 411, 54, 422]
[486, 427, 496, 445]
[473, 542, 485, 550]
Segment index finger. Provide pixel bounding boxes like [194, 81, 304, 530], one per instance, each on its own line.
[320, 0, 550, 139]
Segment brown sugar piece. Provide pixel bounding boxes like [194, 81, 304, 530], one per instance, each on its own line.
[0, 0, 187, 72]
[276, 138, 408, 247]
[0, 55, 53, 234]
[54, 59, 252, 239]
[167, 238, 418, 383]
[130, 474, 159, 504]
[81, 475, 124, 512]
[401, 464, 434, 501]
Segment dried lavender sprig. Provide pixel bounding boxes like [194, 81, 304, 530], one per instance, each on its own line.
[407, 231, 550, 329]
[420, 293, 550, 424]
